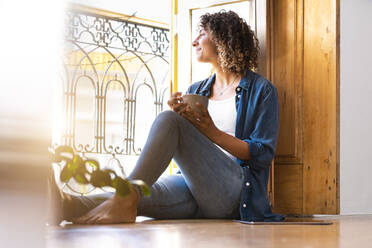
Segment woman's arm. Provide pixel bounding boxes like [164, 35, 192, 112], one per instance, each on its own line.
[211, 128, 251, 160]
[180, 103, 250, 160]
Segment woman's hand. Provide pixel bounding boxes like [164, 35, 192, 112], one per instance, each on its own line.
[167, 92, 187, 113]
[180, 102, 221, 141]
[180, 102, 251, 160]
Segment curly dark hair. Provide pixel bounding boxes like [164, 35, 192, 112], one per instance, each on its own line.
[199, 10, 259, 75]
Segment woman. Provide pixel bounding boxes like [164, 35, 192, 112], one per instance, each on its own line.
[51, 10, 283, 224]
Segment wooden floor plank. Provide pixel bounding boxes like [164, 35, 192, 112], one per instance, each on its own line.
[47, 215, 372, 248]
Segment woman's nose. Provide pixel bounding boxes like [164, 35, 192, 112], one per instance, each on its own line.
[192, 37, 198, 47]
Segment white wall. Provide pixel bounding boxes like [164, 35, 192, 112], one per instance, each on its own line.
[0, 1, 63, 247]
[340, 0, 372, 214]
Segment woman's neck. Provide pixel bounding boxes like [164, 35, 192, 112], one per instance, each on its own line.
[209, 66, 241, 100]
[214, 67, 240, 87]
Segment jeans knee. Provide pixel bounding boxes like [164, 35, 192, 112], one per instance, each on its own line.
[152, 110, 182, 131]
[157, 110, 182, 123]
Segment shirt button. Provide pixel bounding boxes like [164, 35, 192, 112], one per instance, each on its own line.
[237, 95, 241, 99]
[245, 182, 250, 187]
[243, 203, 247, 208]
[236, 87, 241, 92]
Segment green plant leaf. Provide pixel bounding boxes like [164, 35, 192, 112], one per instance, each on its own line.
[53, 146, 74, 163]
[69, 155, 81, 173]
[90, 170, 112, 187]
[73, 173, 89, 184]
[60, 162, 73, 182]
[73, 161, 88, 184]
[103, 169, 117, 177]
[76, 160, 87, 174]
[85, 159, 100, 170]
[49, 146, 150, 199]
[112, 177, 131, 197]
[73, 154, 83, 166]
[130, 179, 151, 196]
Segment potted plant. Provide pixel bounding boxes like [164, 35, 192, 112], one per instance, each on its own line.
[49, 145, 150, 197]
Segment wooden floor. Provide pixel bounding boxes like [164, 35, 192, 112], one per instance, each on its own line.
[46, 215, 372, 248]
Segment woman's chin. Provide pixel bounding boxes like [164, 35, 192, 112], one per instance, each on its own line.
[196, 57, 207, 63]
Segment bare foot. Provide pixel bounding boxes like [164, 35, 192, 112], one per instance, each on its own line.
[73, 189, 139, 224]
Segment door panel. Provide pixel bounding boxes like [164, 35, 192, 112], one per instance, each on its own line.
[270, 0, 303, 164]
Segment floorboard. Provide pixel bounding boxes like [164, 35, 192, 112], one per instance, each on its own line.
[46, 215, 372, 248]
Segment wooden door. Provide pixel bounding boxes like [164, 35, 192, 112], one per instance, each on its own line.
[268, 0, 339, 215]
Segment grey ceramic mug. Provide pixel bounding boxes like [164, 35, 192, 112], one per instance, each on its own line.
[182, 94, 209, 115]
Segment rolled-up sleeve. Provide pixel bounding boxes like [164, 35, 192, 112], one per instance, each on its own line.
[242, 83, 279, 169]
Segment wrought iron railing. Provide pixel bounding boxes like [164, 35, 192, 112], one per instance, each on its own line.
[65, 10, 169, 56]
[54, 8, 170, 194]
[59, 9, 170, 156]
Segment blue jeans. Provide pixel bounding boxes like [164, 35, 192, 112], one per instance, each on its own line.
[76, 111, 244, 219]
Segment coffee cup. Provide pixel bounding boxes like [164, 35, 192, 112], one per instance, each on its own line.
[182, 94, 209, 115]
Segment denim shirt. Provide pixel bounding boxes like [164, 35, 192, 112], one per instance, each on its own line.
[186, 69, 284, 222]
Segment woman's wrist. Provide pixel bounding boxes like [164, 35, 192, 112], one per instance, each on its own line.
[210, 128, 224, 145]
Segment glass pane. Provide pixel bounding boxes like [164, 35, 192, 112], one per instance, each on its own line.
[74, 76, 96, 152]
[104, 81, 127, 154]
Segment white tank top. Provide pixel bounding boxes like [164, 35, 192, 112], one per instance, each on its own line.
[207, 95, 237, 161]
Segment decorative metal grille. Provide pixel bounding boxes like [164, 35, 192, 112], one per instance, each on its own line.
[54, 9, 170, 194]
[65, 11, 169, 57]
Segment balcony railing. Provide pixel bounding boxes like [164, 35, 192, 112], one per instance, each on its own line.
[53, 7, 170, 195]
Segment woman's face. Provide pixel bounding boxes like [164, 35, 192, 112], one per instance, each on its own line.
[192, 27, 218, 64]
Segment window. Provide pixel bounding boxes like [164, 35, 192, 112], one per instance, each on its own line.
[53, 7, 171, 195]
